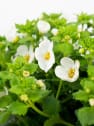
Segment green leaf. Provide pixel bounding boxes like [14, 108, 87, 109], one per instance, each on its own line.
[88, 64, 94, 77]
[16, 20, 37, 34]
[28, 89, 50, 102]
[44, 115, 63, 126]
[42, 95, 60, 116]
[54, 43, 73, 56]
[41, 13, 66, 28]
[0, 71, 13, 80]
[8, 101, 28, 115]
[9, 77, 37, 95]
[80, 79, 94, 93]
[23, 63, 38, 74]
[0, 111, 10, 125]
[73, 90, 89, 102]
[0, 95, 12, 108]
[0, 36, 6, 41]
[77, 107, 94, 126]
[9, 85, 23, 95]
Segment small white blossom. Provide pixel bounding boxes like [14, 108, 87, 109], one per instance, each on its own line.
[51, 28, 58, 36]
[89, 19, 93, 24]
[85, 50, 90, 55]
[73, 41, 80, 50]
[5, 25, 17, 42]
[55, 57, 80, 82]
[14, 45, 34, 63]
[78, 24, 88, 32]
[35, 37, 55, 72]
[83, 24, 88, 31]
[90, 36, 94, 38]
[78, 24, 83, 32]
[87, 27, 93, 33]
[37, 20, 50, 33]
[89, 98, 94, 106]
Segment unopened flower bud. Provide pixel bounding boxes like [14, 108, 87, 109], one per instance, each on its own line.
[89, 98, 94, 106]
[51, 28, 58, 36]
[37, 80, 46, 90]
[64, 35, 71, 41]
[79, 48, 85, 54]
[23, 70, 30, 77]
[20, 94, 28, 102]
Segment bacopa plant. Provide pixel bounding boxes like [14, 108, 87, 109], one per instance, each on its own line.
[0, 12, 94, 126]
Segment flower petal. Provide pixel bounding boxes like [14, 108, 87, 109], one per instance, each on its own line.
[16, 45, 28, 56]
[60, 57, 74, 69]
[28, 46, 34, 63]
[37, 20, 50, 33]
[55, 66, 68, 80]
[39, 38, 53, 51]
[75, 60, 80, 69]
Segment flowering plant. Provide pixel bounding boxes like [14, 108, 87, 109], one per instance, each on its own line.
[0, 13, 94, 126]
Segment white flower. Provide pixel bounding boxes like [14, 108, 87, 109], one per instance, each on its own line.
[78, 24, 83, 32]
[51, 28, 58, 36]
[85, 50, 90, 55]
[37, 20, 50, 33]
[78, 24, 87, 32]
[35, 37, 55, 72]
[89, 98, 94, 106]
[87, 27, 93, 33]
[55, 57, 80, 82]
[14, 45, 34, 63]
[83, 24, 88, 31]
[89, 19, 93, 24]
[73, 41, 81, 50]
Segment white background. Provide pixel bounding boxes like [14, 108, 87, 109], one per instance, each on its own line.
[0, 0, 94, 36]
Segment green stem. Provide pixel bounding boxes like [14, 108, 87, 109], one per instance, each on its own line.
[28, 100, 74, 126]
[28, 100, 49, 118]
[56, 80, 62, 99]
[61, 119, 74, 126]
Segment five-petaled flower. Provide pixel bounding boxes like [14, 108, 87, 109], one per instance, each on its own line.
[55, 57, 80, 82]
[35, 37, 55, 72]
[14, 45, 34, 63]
[37, 20, 51, 34]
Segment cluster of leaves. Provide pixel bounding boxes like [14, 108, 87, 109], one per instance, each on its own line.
[0, 12, 94, 126]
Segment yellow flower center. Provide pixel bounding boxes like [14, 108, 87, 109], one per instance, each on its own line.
[24, 54, 30, 62]
[13, 36, 19, 43]
[68, 68, 75, 78]
[44, 52, 50, 60]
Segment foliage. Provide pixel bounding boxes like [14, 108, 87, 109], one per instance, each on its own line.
[0, 12, 94, 126]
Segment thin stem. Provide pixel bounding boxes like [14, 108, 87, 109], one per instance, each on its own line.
[56, 80, 62, 99]
[61, 119, 74, 126]
[28, 100, 74, 126]
[28, 100, 49, 118]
